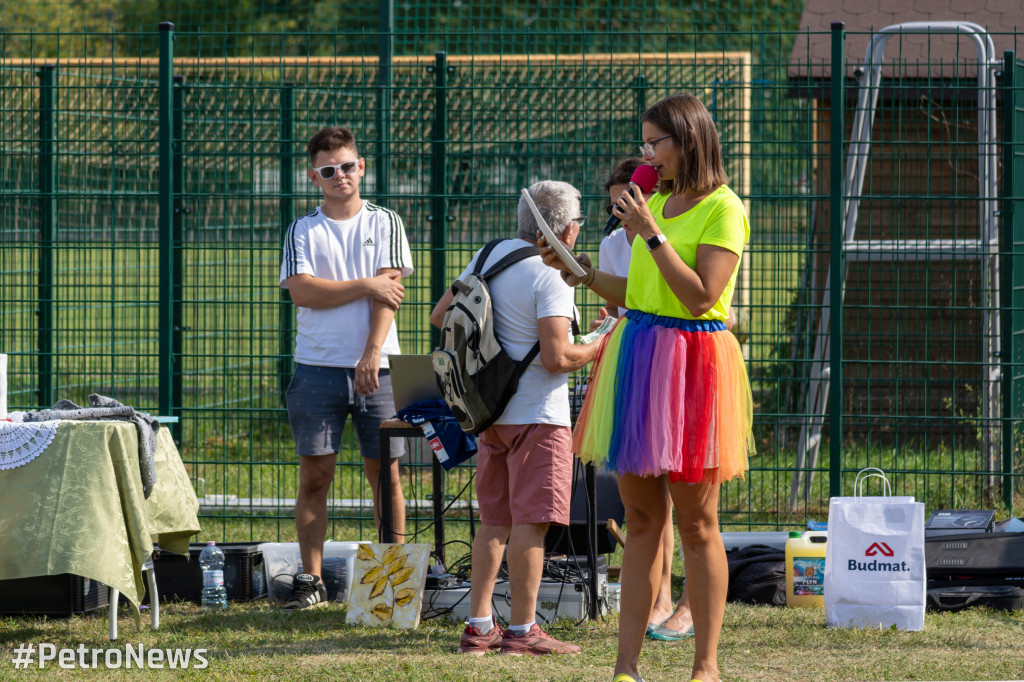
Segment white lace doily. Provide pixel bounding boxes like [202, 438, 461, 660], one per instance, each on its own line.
[0, 420, 59, 470]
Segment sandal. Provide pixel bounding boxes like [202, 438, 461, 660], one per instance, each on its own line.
[647, 622, 695, 642]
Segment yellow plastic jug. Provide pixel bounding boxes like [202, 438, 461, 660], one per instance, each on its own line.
[785, 530, 827, 607]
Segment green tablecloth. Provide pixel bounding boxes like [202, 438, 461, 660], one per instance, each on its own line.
[0, 421, 201, 612]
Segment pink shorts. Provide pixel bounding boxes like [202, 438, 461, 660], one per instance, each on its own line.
[475, 423, 573, 527]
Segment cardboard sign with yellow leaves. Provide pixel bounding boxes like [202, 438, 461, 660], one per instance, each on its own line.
[346, 543, 430, 629]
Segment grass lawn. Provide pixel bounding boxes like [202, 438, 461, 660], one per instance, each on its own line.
[2, 599, 1023, 680]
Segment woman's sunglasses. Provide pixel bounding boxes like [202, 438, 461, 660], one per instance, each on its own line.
[312, 161, 359, 180]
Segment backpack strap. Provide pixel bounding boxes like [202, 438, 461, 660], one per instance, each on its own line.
[517, 341, 541, 373]
[480, 245, 541, 280]
[473, 238, 544, 372]
[472, 238, 509, 277]
[449, 239, 506, 295]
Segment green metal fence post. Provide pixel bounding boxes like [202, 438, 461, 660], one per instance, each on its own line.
[829, 21, 845, 498]
[1004, 50, 1023, 514]
[279, 84, 295, 402]
[37, 65, 56, 409]
[634, 73, 649, 140]
[428, 49, 448, 572]
[376, 0, 393, 201]
[158, 22, 175, 419]
[172, 74, 186, 443]
[429, 52, 448, 351]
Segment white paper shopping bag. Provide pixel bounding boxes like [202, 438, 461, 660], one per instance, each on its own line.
[824, 468, 926, 631]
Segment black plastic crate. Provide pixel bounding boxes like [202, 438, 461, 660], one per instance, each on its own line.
[0, 574, 109, 616]
[143, 542, 264, 604]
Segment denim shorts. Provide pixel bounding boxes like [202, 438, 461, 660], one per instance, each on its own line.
[285, 363, 404, 459]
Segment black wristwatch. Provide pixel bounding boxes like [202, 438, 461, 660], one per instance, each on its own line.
[646, 234, 667, 252]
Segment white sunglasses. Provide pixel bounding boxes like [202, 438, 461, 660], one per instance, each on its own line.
[312, 160, 359, 180]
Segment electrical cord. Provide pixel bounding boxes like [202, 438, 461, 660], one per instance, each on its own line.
[541, 457, 594, 628]
[373, 461, 476, 543]
[269, 572, 296, 604]
[421, 578, 473, 621]
[392, 383, 604, 628]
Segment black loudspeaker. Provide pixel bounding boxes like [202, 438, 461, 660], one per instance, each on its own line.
[545, 520, 617, 555]
[0, 574, 109, 616]
[544, 466, 625, 556]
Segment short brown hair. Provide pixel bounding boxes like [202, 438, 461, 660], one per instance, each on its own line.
[642, 94, 728, 195]
[307, 126, 358, 162]
[604, 157, 646, 191]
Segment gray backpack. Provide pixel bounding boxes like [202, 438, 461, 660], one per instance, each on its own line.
[432, 239, 541, 434]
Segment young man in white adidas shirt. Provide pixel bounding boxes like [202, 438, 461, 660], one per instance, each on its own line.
[278, 126, 413, 610]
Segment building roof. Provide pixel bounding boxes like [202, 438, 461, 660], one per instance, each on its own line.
[789, 0, 1023, 80]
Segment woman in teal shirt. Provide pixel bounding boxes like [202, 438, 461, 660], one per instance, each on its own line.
[540, 93, 754, 682]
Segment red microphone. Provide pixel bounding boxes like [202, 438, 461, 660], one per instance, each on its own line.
[603, 164, 659, 236]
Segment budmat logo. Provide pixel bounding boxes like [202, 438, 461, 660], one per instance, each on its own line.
[865, 542, 894, 557]
[848, 541, 908, 572]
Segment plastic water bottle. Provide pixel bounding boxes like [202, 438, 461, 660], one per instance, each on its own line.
[199, 541, 228, 610]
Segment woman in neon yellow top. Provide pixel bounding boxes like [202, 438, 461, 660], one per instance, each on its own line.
[540, 93, 753, 682]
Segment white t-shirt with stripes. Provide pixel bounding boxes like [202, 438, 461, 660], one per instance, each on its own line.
[279, 202, 414, 368]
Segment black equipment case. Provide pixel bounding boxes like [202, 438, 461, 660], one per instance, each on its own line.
[925, 532, 1024, 578]
[926, 531, 1024, 612]
[927, 578, 1024, 612]
[925, 509, 995, 537]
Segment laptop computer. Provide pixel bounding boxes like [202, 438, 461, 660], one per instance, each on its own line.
[390, 354, 476, 472]
[389, 354, 443, 413]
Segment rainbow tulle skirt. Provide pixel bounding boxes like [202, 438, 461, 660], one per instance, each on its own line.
[573, 309, 754, 484]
